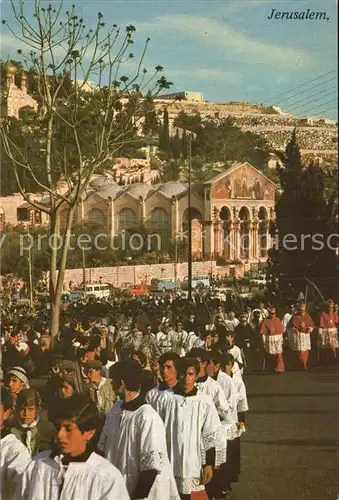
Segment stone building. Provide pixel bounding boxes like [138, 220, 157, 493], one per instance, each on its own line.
[2, 61, 38, 118]
[57, 161, 275, 262]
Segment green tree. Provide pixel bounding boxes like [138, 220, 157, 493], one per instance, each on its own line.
[159, 107, 170, 153]
[1, 0, 172, 336]
[142, 92, 160, 136]
[266, 133, 337, 303]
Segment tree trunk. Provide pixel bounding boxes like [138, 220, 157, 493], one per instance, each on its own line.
[50, 206, 75, 337]
[50, 295, 61, 339]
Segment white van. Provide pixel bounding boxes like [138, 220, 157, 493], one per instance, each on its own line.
[84, 283, 110, 299]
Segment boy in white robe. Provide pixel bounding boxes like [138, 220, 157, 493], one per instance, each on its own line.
[187, 348, 231, 422]
[219, 353, 249, 497]
[0, 388, 31, 500]
[187, 348, 230, 475]
[21, 394, 129, 500]
[98, 359, 179, 500]
[146, 352, 182, 406]
[146, 357, 220, 499]
[224, 333, 244, 378]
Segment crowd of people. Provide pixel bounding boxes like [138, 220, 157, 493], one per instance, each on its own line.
[1, 292, 338, 500]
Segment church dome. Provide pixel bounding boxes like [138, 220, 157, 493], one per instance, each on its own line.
[89, 175, 116, 189]
[4, 61, 17, 75]
[157, 181, 187, 198]
[126, 183, 154, 199]
[98, 183, 124, 200]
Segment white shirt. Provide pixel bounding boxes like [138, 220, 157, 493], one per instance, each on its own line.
[98, 401, 179, 500]
[22, 451, 129, 500]
[146, 387, 219, 495]
[0, 433, 31, 500]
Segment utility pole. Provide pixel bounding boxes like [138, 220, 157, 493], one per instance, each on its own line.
[174, 234, 178, 291]
[188, 133, 193, 301]
[82, 248, 86, 296]
[27, 225, 33, 308]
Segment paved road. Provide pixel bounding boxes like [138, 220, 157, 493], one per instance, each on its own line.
[231, 368, 339, 500]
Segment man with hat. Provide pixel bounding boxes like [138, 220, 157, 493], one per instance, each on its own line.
[84, 360, 117, 417]
[6, 366, 30, 403]
[287, 301, 314, 371]
[260, 306, 285, 373]
[318, 299, 339, 364]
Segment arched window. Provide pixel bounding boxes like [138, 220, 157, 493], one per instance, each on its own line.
[118, 208, 137, 231]
[150, 207, 171, 246]
[88, 208, 105, 224]
[239, 206, 250, 259]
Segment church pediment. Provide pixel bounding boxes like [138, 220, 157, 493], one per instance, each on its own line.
[206, 162, 275, 201]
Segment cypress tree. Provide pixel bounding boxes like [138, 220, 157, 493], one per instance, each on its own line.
[267, 131, 337, 303]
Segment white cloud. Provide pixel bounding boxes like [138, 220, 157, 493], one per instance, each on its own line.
[138, 14, 312, 70]
[167, 68, 239, 83]
[215, 0, 264, 17]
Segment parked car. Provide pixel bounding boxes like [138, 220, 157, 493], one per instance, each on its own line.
[61, 291, 83, 303]
[150, 278, 180, 292]
[129, 285, 149, 296]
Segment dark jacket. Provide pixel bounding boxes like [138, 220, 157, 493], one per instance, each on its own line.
[11, 418, 56, 457]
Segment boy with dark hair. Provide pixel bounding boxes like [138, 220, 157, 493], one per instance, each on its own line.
[21, 393, 129, 499]
[146, 355, 219, 498]
[218, 353, 249, 498]
[99, 359, 179, 499]
[11, 388, 55, 457]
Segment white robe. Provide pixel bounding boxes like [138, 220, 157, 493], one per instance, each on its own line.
[196, 375, 231, 467]
[222, 373, 249, 441]
[22, 451, 130, 500]
[229, 345, 244, 378]
[146, 387, 219, 495]
[0, 434, 31, 500]
[98, 401, 179, 500]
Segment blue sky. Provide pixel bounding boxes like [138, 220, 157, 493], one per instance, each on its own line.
[1, 0, 337, 119]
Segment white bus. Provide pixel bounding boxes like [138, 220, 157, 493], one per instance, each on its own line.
[84, 283, 110, 299]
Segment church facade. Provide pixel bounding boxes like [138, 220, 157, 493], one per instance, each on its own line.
[56, 161, 275, 262]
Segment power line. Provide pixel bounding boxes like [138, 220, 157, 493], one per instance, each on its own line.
[261, 69, 337, 105]
[285, 88, 338, 113]
[298, 97, 338, 115]
[311, 105, 338, 118]
[284, 84, 337, 109]
[276, 77, 337, 106]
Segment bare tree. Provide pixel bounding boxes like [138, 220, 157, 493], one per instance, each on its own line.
[1, 0, 171, 336]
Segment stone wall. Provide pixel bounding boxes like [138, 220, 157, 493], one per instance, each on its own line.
[0, 193, 26, 225]
[61, 261, 249, 289]
[7, 82, 38, 119]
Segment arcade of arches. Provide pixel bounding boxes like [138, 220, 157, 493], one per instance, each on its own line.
[52, 161, 275, 263]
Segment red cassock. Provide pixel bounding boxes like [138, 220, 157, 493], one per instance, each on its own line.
[319, 311, 339, 329]
[318, 311, 339, 355]
[260, 317, 284, 336]
[290, 313, 314, 332]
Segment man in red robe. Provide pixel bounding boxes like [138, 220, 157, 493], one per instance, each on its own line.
[260, 306, 285, 372]
[318, 299, 339, 364]
[287, 302, 314, 371]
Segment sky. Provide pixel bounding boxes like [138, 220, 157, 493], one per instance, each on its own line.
[0, 0, 337, 120]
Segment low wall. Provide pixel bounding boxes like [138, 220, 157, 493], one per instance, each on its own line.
[62, 261, 249, 289]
